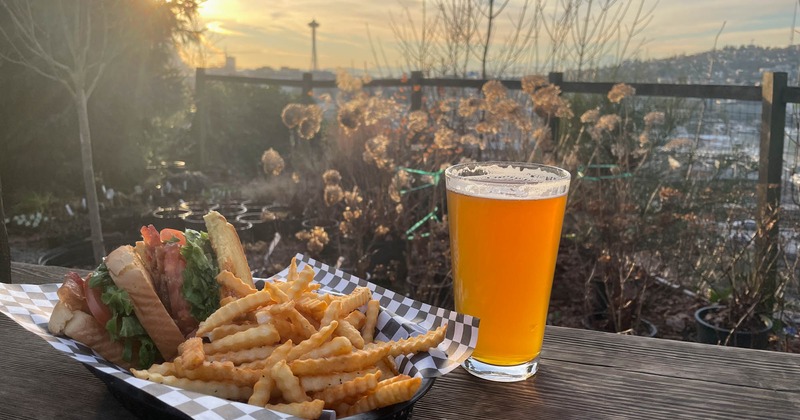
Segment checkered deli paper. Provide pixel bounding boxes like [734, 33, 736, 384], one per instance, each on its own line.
[0, 253, 479, 419]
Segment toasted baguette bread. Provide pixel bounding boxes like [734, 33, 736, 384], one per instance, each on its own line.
[56, 304, 129, 368]
[203, 210, 254, 287]
[105, 245, 184, 361]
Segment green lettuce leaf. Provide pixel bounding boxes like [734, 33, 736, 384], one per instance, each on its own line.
[181, 229, 221, 321]
[91, 262, 163, 369]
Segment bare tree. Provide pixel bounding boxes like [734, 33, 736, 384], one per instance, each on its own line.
[0, 0, 124, 263]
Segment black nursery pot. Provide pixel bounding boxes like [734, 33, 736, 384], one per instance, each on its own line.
[236, 212, 275, 242]
[694, 306, 772, 349]
[150, 207, 191, 231]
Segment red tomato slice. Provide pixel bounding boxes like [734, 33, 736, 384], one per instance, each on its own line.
[159, 228, 186, 246]
[84, 279, 112, 327]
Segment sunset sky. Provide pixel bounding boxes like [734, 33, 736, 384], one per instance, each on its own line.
[197, 0, 799, 72]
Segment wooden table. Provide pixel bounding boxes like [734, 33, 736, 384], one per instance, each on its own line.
[3, 263, 800, 419]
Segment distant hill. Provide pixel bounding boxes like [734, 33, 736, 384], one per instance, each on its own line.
[608, 45, 800, 85]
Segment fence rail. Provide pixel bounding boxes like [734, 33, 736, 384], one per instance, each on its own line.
[194, 68, 800, 285]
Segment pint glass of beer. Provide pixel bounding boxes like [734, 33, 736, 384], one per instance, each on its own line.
[445, 161, 570, 382]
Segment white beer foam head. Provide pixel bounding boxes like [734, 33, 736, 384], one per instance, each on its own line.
[445, 162, 570, 200]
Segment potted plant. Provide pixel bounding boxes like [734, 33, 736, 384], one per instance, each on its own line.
[692, 212, 785, 349]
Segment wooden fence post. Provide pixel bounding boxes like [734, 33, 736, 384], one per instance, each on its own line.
[302, 72, 313, 102]
[548, 72, 564, 145]
[757, 71, 787, 310]
[195, 67, 208, 167]
[410, 71, 423, 111]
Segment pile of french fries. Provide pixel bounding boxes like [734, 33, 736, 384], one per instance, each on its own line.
[131, 258, 447, 419]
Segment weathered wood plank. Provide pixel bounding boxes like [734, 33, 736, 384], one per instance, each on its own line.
[0, 315, 136, 419]
[6, 262, 800, 419]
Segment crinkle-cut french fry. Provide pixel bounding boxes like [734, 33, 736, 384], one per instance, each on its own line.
[337, 287, 371, 316]
[261, 301, 296, 315]
[299, 368, 380, 392]
[286, 321, 338, 362]
[262, 280, 290, 304]
[177, 337, 205, 369]
[320, 300, 341, 327]
[271, 360, 310, 403]
[344, 310, 366, 330]
[336, 319, 365, 349]
[287, 264, 315, 299]
[203, 324, 279, 354]
[265, 340, 294, 367]
[361, 300, 380, 343]
[197, 289, 273, 336]
[219, 295, 236, 307]
[216, 270, 257, 297]
[130, 369, 253, 401]
[172, 359, 261, 387]
[299, 336, 352, 360]
[205, 345, 276, 365]
[286, 307, 318, 339]
[290, 344, 391, 376]
[207, 322, 258, 342]
[258, 311, 303, 343]
[248, 370, 273, 407]
[266, 400, 325, 419]
[287, 257, 299, 283]
[376, 324, 447, 357]
[344, 376, 422, 417]
[145, 362, 176, 376]
[375, 355, 399, 379]
[312, 371, 381, 408]
[306, 283, 321, 292]
[296, 294, 327, 321]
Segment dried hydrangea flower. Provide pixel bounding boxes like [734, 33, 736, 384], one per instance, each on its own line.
[482, 80, 507, 102]
[336, 69, 363, 93]
[580, 109, 600, 124]
[363, 134, 393, 169]
[343, 186, 363, 207]
[322, 169, 342, 185]
[595, 114, 621, 132]
[338, 102, 363, 132]
[434, 126, 457, 149]
[608, 83, 636, 103]
[521, 75, 548, 95]
[324, 184, 344, 207]
[408, 110, 428, 132]
[375, 225, 390, 237]
[458, 97, 481, 117]
[261, 148, 285, 176]
[281, 104, 305, 128]
[644, 111, 665, 126]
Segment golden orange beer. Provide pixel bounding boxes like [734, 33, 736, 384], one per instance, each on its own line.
[445, 162, 569, 380]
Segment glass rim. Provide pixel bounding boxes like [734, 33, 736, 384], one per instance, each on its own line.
[444, 161, 571, 185]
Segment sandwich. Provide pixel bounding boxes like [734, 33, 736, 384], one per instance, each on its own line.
[48, 211, 253, 369]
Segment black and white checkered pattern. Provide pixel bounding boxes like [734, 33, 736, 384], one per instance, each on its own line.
[1, 254, 478, 419]
[261, 254, 479, 378]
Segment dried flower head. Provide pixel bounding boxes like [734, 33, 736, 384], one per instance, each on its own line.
[336, 69, 363, 93]
[375, 225, 390, 237]
[459, 134, 481, 148]
[343, 186, 363, 207]
[363, 134, 393, 169]
[261, 148, 285, 176]
[324, 184, 344, 207]
[482, 80, 507, 102]
[458, 97, 482, 117]
[338, 101, 364, 132]
[521, 75, 548, 95]
[608, 83, 636, 103]
[291, 172, 301, 183]
[389, 170, 411, 203]
[434, 126, 457, 149]
[408, 110, 428, 132]
[531, 84, 572, 118]
[580, 109, 600, 124]
[322, 169, 342, 185]
[595, 114, 621, 132]
[281, 104, 305, 128]
[644, 111, 665, 126]
[296, 226, 329, 254]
